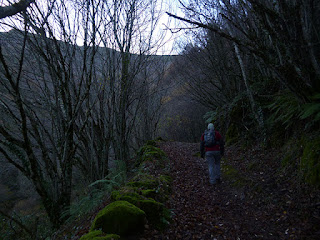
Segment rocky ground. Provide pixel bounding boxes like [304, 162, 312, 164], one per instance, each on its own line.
[140, 141, 320, 240]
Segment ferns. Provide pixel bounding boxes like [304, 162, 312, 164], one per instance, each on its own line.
[61, 160, 127, 224]
[267, 91, 320, 130]
[300, 94, 320, 121]
[203, 111, 218, 124]
[203, 93, 247, 125]
[264, 89, 320, 141]
[267, 90, 302, 129]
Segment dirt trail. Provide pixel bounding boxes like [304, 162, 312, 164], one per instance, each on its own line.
[141, 141, 320, 240]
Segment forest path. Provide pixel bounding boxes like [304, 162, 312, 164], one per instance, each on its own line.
[141, 141, 316, 240]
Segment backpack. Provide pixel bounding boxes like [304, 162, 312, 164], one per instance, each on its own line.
[204, 129, 216, 147]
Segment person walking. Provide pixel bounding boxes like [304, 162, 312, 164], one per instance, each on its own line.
[200, 123, 224, 185]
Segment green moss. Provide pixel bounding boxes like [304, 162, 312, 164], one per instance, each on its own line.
[159, 175, 172, 183]
[80, 231, 120, 240]
[158, 175, 172, 195]
[137, 145, 166, 159]
[300, 136, 320, 187]
[127, 174, 172, 197]
[136, 199, 165, 228]
[141, 189, 157, 199]
[111, 190, 141, 205]
[127, 174, 159, 189]
[90, 201, 146, 236]
[103, 235, 120, 240]
[222, 164, 247, 187]
[113, 174, 172, 204]
[110, 189, 169, 229]
[136, 145, 167, 167]
[111, 189, 140, 204]
[142, 187, 168, 203]
[131, 174, 157, 182]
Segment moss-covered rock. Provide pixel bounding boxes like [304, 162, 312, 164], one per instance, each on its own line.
[126, 174, 159, 189]
[113, 174, 171, 203]
[128, 174, 172, 188]
[136, 145, 167, 167]
[111, 190, 141, 204]
[80, 230, 120, 240]
[126, 174, 172, 200]
[141, 189, 157, 199]
[110, 189, 169, 229]
[136, 199, 165, 227]
[300, 136, 320, 187]
[90, 201, 146, 236]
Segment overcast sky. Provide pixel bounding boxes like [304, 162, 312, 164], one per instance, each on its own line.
[0, 0, 186, 55]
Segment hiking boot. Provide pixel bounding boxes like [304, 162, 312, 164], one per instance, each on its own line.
[216, 178, 221, 184]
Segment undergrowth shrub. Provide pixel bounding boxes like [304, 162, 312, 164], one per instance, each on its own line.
[61, 160, 127, 224]
[78, 141, 172, 239]
[267, 91, 320, 131]
[300, 93, 320, 130]
[300, 93, 320, 120]
[267, 90, 302, 129]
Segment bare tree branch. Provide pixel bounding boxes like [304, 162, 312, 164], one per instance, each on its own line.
[0, 0, 35, 19]
[166, 11, 248, 49]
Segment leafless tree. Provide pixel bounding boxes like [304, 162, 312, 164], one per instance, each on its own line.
[169, 0, 320, 103]
[0, 0, 102, 227]
[0, 0, 171, 229]
[97, 0, 170, 166]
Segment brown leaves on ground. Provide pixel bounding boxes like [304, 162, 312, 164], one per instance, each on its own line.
[141, 141, 320, 240]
